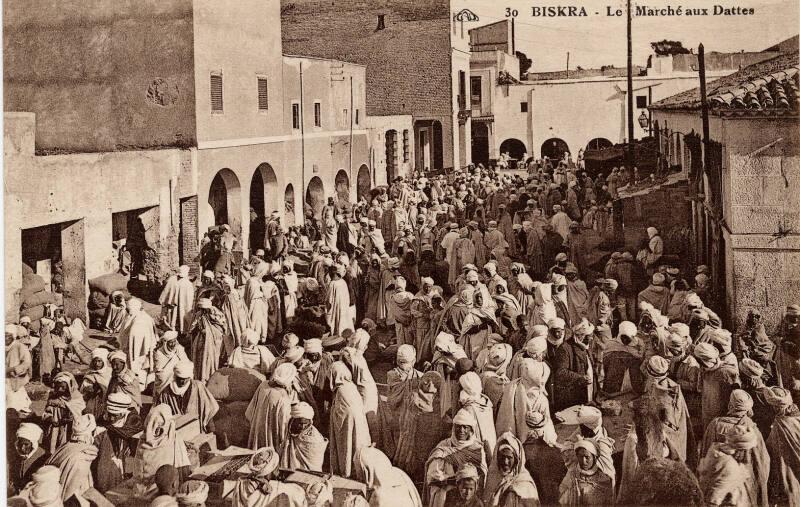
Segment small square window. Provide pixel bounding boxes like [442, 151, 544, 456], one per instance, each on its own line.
[257, 77, 268, 111]
[314, 102, 321, 127]
[210, 73, 223, 112]
[636, 95, 648, 108]
[520, 101, 528, 113]
[292, 103, 300, 130]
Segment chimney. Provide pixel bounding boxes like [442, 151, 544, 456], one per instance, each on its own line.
[376, 14, 386, 31]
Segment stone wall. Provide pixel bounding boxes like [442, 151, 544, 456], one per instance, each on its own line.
[727, 150, 800, 333]
[180, 196, 200, 277]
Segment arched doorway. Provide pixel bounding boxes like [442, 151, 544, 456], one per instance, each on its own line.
[249, 164, 278, 251]
[284, 184, 296, 227]
[499, 138, 526, 161]
[356, 165, 371, 202]
[335, 170, 350, 206]
[305, 177, 325, 219]
[471, 122, 490, 167]
[385, 130, 398, 182]
[208, 168, 242, 236]
[540, 138, 570, 161]
[586, 138, 613, 151]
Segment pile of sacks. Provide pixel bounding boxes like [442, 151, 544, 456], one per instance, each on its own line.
[19, 268, 57, 331]
[206, 367, 264, 448]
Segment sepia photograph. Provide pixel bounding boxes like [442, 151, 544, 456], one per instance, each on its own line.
[2, 0, 799, 505]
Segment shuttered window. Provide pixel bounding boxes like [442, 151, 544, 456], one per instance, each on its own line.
[210, 73, 223, 112]
[257, 77, 268, 111]
[292, 103, 300, 130]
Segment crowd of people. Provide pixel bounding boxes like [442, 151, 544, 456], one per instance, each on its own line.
[5, 163, 800, 506]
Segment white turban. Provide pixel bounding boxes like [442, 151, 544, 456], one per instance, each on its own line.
[17, 422, 43, 444]
[247, 447, 279, 478]
[176, 480, 209, 506]
[91, 348, 110, 361]
[525, 336, 548, 355]
[174, 361, 194, 379]
[105, 391, 133, 415]
[618, 321, 637, 338]
[576, 405, 603, 429]
[291, 402, 315, 420]
[396, 344, 416, 366]
[244, 328, 260, 346]
[272, 363, 297, 388]
[304, 338, 323, 354]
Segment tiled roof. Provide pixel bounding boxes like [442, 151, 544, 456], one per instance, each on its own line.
[650, 51, 799, 112]
[709, 67, 797, 109]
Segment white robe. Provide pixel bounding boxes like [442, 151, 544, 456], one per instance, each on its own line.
[283, 271, 299, 319]
[159, 276, 195, 333]
[326, 278, 354, 335]
[117, 311, 157, 390]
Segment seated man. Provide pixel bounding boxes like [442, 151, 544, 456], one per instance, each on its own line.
[228, 328, 276, 375]
[93, 391, 143, 493]
[7, 422, 47, 496]
[155, 361, 219, 433]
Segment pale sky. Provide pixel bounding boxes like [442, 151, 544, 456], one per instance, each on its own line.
[458, 0, 799, 71]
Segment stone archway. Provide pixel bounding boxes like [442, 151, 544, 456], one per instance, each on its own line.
[499, 138, 526, 161]
[356, 164, 371, 202]
[305, 177, 325, 219]
[586, 138, 613, 151]
[284, 184, 296, 227]
[250, 163, 279, 217]
[335, 170, 351, 206]
[249, 164, 278, 250]
[540, 138, 570, 161]
[208, 168, 242, 236]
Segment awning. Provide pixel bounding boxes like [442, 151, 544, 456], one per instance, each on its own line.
[471, 114, 495, 123]
[584, 146, 625, 161]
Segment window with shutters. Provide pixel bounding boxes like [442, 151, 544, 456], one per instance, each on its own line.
[314, 101, 321, 127]
[210, 73, 223, 113]
[257, 77, 268, 111]
[402, 130, 409, 162]
[291, 102, 300, 130]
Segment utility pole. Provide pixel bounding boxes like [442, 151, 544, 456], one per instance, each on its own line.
[566, 52, 570, 79]
[699, 43, 710, 175]
[697, 42, 710, 283]
[626, 0, 634, 169]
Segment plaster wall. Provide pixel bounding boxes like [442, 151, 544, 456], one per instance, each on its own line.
[4, 113, 194, 319]
[3, 0, 198, 152]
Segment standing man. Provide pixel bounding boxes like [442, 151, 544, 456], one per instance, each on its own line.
[117, 298, 157, 391]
